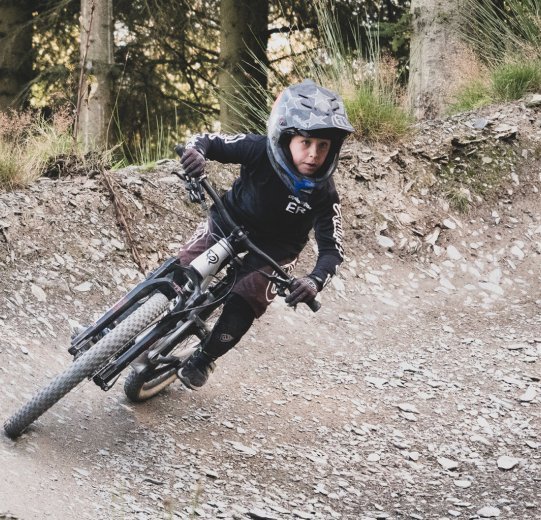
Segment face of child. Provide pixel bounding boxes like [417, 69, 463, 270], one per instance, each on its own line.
[289, 135, 331, 176]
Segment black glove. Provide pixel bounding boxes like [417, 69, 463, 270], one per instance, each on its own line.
[181, 148, 206, 177]
[285, 276, 319, 306]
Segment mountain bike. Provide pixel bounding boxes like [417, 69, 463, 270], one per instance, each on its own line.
[3, 150, 320, 439]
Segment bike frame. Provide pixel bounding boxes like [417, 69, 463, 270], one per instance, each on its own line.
[89, 252, 239, 391]
[2, 159, 325, 440]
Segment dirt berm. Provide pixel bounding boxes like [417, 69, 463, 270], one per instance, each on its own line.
[0, 101, 540, 519]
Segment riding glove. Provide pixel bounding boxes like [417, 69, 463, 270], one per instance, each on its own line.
[285, 276, 319, 306]
[181, 148, 206, 177]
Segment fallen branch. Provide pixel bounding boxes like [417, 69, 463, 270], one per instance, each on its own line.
[100, 168, 146, 273]
[1, 227, 11, 253]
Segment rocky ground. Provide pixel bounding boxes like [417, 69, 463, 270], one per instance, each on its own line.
[0, 101, 540, 519]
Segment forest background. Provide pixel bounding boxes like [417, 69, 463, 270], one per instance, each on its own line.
[1, 0, 540, 187]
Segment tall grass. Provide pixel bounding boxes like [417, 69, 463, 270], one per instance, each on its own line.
[462, 0, 541, 66]
[309, 3, 411, 142]
[452, 0, 541, 111]
[0, 108, 78, 188]
[114, 116, 178, 169]
[111, 91, 181, 169]
[220, 0, 411, 142]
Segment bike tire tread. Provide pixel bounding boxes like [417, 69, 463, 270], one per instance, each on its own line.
[3, 293, 170, 439]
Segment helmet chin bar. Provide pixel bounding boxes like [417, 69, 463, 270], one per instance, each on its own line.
[276, 153, 342, 197]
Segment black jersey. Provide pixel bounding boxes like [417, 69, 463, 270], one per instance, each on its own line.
[187, 133, 344, 285]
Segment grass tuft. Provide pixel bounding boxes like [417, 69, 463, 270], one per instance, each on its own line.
[112, 96, 180, 169]
[345, 85, 410, 142]
[450, 58, 541, 114]
[446, 188, 471, 213]
[491, 61, 541, 101]
[449, 80, 494, 113]
[0, 107, 109, 189]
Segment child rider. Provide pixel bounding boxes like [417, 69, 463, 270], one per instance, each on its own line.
[176, 79, 354, 390]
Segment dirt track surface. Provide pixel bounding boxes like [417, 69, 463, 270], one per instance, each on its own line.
[2, 100, 541, 519]
[1, 185, 540, 519]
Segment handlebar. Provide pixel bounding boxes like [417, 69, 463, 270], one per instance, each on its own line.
[174, 145, 321, 313]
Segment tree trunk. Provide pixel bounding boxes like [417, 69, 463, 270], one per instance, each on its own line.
[0, 0, 33, 110]
[408, 0, 463, 120]
[219, 0, 269, 132]
[77, 0, 114, 151]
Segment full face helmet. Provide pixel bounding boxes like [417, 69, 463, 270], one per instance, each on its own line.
[267, 79, 354, 196]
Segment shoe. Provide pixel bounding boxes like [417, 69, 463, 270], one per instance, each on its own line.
[178, 348, 216, 389]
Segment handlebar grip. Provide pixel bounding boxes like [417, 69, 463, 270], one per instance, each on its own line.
[174, 144, 185, 158]
[306, 298, 321, 312]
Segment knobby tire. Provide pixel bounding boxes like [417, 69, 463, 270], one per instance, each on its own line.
[3, 293, 170, 439]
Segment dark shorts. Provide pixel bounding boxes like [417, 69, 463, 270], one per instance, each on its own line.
[178, 219, 297, 318]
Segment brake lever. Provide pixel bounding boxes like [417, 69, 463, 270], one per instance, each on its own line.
[173, 171, 208, 210]
[262, 271, 321, 312]
[259, 272, 292, 298]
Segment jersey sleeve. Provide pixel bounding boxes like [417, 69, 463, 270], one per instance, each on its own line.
[310, 191, 344, 288]
[186, 133, 263, 166]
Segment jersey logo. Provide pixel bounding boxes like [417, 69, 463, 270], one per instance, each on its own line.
[285, 195, 312, 215]
[187, 133, 247, 148]
[332, 203, 344, 259]
[265, 259, 298, 302]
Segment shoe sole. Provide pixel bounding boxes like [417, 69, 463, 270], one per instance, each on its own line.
[178, 372, 203, 390]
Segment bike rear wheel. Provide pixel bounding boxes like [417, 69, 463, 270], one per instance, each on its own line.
[3, 293, 170, 439]
[123, 306, 223, 402]
[123, 345, 197, 402]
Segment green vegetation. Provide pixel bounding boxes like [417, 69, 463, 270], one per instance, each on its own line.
[4, 0, 535, 185]
[449, 81, 494, 113]
[491, 61, 541, 100]
[453, 0, 541, 112]
[2, 2, 414, 190]
[114, 114, 178, 170]
[294, 1, 412, 142]
[0, 108, 110, 188]
[462, 0, 541, 66]
[345, 83, 410, 142]
[445, 187, 472, 213]
[436, 143, 519, 212]
[0, 108, 73, 188]
[224, 0, 412, 142]
[0, 101, 172, 187]
[450, 61, 541, 113]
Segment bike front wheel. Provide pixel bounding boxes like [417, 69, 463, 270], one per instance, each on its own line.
[3, 293, 170, 439]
